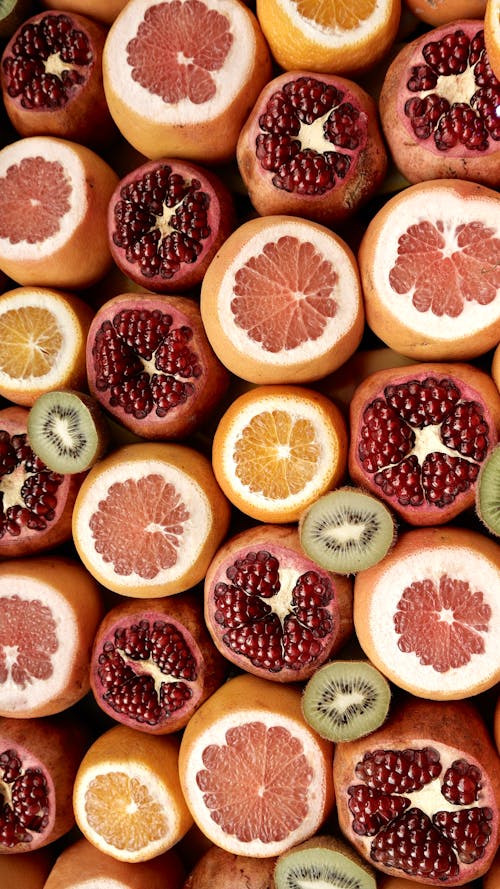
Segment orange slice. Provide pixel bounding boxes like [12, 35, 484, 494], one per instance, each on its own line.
[178, 672, 335, 858]
[256, 0, 401, 77]
[72, 441, 231, 598]
[0, 286, 93, 407]
[73, 724, 193, 863]
[200, 215, 364, 385]
[485, 0, 500, 80]
[211, 384, 348, 523]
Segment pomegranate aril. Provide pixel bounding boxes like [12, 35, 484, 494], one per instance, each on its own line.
[348, 784, 410, 836]
[372, 808, 460, 879]
[354, 746, 442, 792]
[434, 807, 493, 863]
[441, 760, 483, 805]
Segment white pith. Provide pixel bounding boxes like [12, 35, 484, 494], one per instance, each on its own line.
[361, 545, 500, 695]
[73, 459, 213, 590]
[276, 0, 392, 44]
[215, 220, 360, 366]
[0, 290, 82, 390]
[105, 0, 257, 124]
[74, 762, 179, 862]
[370, 188, 500, 340]
[0, 138, 86, 259]
[181, 710, 329, 856]
[220, 395, 341, 511]
[0, 575, 77, 715]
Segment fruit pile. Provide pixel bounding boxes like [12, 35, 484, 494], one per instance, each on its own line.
[0, 0, 499, 887]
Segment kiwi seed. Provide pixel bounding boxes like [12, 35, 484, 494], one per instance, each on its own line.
[299, 486, 396, 574]
[301, 659, 391, 742]
[476, 444, 500, 537]
[27, 390, 110, 474]
[274, 834, 377, 889]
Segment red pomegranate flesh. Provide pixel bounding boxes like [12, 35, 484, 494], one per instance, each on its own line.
[86, 293, 230, 440]
[334, 697, 500, 885]
[349, 363, 500, 526]
[236, 71, 388, 225]
[379, 21, 500, 186]
[108, 158, 237, 293]
[90, 592, 228, 735]
[204, 524, 353, 683]
[0, 11, 115, 147]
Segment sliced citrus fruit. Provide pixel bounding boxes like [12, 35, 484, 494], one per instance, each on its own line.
[102, 0, 272, 164]
[0, 286, 93, 407]
[200, 215, 364, 384]
[0, 135, 118, 290]
[256, 0, 401, 77]
[211, 384, 348, 523]
[73, 724, 193, 863]
[358, 180, 500, 360]
[178, 672, 335, 858]
[72, 441, 231, 598]
[485, 0, 500, 80]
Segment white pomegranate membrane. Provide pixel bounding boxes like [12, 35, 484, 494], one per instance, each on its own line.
[181, 710, 329, 857]
[105, 0, 258, 124]
[358, 545, 500, 697]
[0, 137, 86, 259]
[274, 0, 392, 46]
[367, 186, 500, 343]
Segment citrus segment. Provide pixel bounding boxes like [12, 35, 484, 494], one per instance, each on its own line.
[200, 216, 364, 383]
[212, 385, 348, 523]
[178, 673, 334, 857]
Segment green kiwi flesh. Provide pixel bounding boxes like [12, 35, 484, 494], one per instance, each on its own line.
[274, 835, 377, 889]
[299, 487, 396, 574]
[27, 390, 110, 474]
[301, 659, 391, 742]
[476, 443, 500, 537]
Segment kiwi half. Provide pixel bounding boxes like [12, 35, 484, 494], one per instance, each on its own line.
[27, 390, 110, 474]
[301, 659, 391, 742]
[299, 486, 396, 574]
[274, 835, 377, 889]
[476, 444, 500, 537]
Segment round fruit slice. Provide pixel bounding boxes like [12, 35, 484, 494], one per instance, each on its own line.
[0, 555, 103, 718]
[333, 696, 500, 885]
[255, 0, 401, 77]
[0, 286, 94, 407]
[86, 293, 230, 441]
[485, 0, 500, 79]
[0, 135, 118, 289]
[212, 384, 348, 523]
[354, 526, 500, 700]
[27, 390, 110, 474]
[107, 158, 236, 294]
[0, 713, 90, 853]
[379, 21, 500, 187]
[73, 724, 193, 863]
[178, 672, 335, 858]
[200, 215, 364, 384]
[102, 0, 272, 164]
[348, 362, 500, 526]
[301, 659, 391, 742]
[90, 591, 227, 734]
[204, 523, 353, 683]
[236, 71, 388, 226]
[274, 835, 377, 889]
[72, 441, 231, 597]
[358, 180, 500, 361]
[476, 443, 500, 536]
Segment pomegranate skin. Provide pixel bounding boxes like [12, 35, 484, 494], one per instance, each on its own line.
[0, 11, 117, 149]
[333, 697, 500, 886]
[89, 591, 229, 734]
[379, 21, 500, 187]
[237, 70, 388, 225]
[107, 158, 238, 294]
[183, 844, 277, 888]
[348, 362, 500, 527]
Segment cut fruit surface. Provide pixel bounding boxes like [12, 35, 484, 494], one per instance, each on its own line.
[353, 526, 500, 699]
[178, 672, 335, 858]
[0, 287, 93, 407]
[212, 385, 348, 523]
[27, 390, 110, 474]
[200, 215, 364, 384]
[274, 834, 377, 889]
[72, 441, 231, 597]
[102, 0, 272, 164]
[358, 180, 500, 361]
[73, 724, 193, 863]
